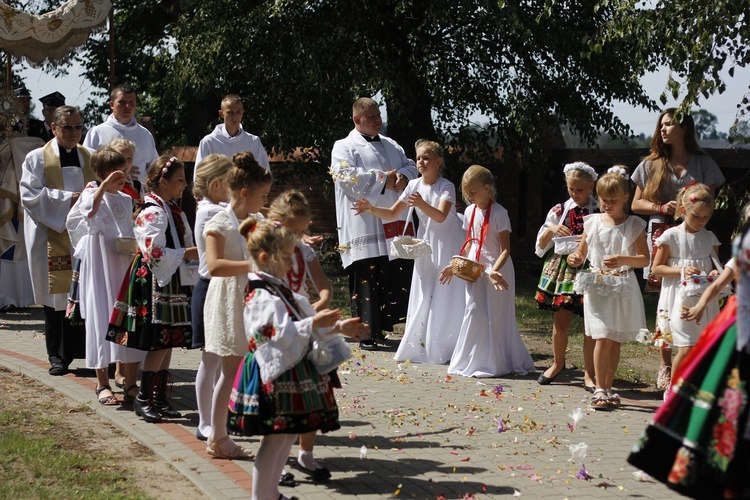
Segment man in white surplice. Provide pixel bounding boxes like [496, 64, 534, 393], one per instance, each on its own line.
[20, 106, 94, 375]
[83, 83, 158, 186]
[193, 93, 270, 182]
[331, 97, 418, 350]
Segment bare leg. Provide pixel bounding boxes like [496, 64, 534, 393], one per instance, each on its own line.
[158, 348, 172, 371]
[542, 309, 572, 379]
[114, 361, 125, 386]
[122, 361, 141, 399]
[582, 326, 596, 388]
[593, 338, 615, 391]
[604, 341, 621, 389]
[660, 347, 673, 367]
[299, 431, 316, 453]
[671, 346, 692, 385]
[142, 348, 169, 372]
[94, 368, 115, 400]
[297, 431, 330, 478]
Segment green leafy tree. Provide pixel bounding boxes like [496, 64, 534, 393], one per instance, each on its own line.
[60, 0, 660, 165]
[691, 109, 719, 140]
[592, 0, 750, 124]
[729, 120, 750, 145]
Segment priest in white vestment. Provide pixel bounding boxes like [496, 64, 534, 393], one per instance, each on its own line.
[20, 106, 95, 375]
[331, 97, 418, 350]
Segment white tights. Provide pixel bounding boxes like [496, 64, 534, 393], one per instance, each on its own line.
[252, 434, 296, 500]
[209, 355, 242, 443]
[195, 350, 221, 438]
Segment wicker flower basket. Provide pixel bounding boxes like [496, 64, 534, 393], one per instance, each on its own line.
[451, 238, 485, 282]
[451, 255, 485, 282]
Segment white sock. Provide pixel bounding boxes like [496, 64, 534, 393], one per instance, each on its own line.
[298, 449, 320, 470]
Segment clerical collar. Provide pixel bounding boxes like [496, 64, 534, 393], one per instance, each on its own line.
[362, 134, 380, 142]
[58, 144, 81, 167]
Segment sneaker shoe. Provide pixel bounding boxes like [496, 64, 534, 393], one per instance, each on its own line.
[656, 364, 671, 390]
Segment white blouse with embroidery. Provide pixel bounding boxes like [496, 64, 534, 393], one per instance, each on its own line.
[134, 194, 194, 287]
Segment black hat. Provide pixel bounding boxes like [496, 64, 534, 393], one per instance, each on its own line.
[13, 86, 31, 98]
[40, 91, 66, 108]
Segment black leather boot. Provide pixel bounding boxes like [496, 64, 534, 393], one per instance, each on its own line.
[133, 371, 162, 423]
[155, 369, 182, 418]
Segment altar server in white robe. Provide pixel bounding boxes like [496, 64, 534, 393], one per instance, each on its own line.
[20, 106, 95, 375]
[193, 93, 270, 182]
[330, 97, 418, 350]
[83, 83, 158, 186]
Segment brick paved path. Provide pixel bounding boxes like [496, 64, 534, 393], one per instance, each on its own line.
[0, 307, 681, 499]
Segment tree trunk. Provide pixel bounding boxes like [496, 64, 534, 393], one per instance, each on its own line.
[383, 45, 436, 159]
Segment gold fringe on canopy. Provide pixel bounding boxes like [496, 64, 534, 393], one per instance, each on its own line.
[0, 0, 112, 66]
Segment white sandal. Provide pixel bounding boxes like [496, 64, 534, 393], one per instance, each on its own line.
[589, 389, 611, 410]
[206, 435, 254, 460]
[606, 390, 621, 407]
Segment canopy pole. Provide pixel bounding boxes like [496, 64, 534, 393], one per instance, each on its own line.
[5, 51, 11, 91]
[5, 0, 11, 91]
[107, 7, 116, 89]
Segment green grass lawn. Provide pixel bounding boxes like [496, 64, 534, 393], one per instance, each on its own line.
[0, 374, 152, 499]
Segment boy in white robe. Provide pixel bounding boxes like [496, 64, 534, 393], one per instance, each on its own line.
[193, 94, 270, 182]
[83, 83, 159, 185]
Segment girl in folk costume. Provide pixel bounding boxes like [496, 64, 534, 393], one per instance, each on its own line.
[202, 152, 271, 459]
[627, 209, 750, 497]
[270, 190, 332, 311]
[439, 165, 535, 377]
[191, 154, 233, 442]
[534, 162, 597, 390]
[651, 183, 722, 392]
[228, 217, 368, 500]
[107, 155, 198, 423]
[268, 190, 335, 481]
[353, 139, 466, 365]
[567, 166, 649, 409]
[66, 148, 145, 406]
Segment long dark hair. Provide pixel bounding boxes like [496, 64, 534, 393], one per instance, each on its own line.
[641, 108, 704, 203]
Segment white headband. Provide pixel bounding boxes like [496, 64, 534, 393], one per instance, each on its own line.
[563, 162, 598, 181]
[607, 166, 629, 180]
